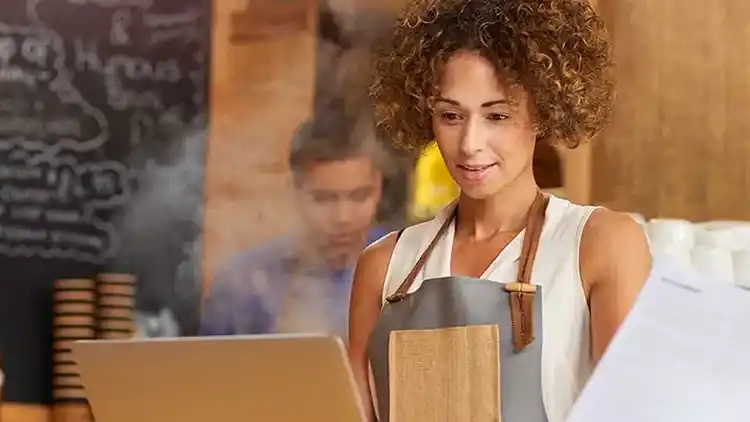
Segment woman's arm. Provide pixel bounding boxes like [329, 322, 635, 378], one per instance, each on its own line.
[348, 232, 399, 422]
[580, 210, 652, 363]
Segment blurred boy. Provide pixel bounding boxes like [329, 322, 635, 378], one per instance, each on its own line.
[199, 113, 384, 338]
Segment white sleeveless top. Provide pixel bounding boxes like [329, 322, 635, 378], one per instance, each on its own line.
[378, 195, 598, 422]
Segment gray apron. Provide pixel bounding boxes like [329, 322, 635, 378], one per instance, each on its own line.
[367, 192, 549, 422]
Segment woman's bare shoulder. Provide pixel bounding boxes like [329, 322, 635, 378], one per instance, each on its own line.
[355, 231, 400, 288]
[581, 209, 650, 259]
[355, 216, 443, 293]
[579, 208, 652, 293]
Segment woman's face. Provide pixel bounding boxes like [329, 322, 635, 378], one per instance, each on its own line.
[432, 50, 538, 199]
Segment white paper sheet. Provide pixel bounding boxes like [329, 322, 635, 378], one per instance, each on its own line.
[567, 260, 750, 422]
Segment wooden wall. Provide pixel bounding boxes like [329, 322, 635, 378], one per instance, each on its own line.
[594, 0, 750, 221]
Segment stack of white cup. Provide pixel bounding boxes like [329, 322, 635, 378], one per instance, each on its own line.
[638, 216, 750, 287]
[645, 218, 695, 270]
[693, 221, 750, 288]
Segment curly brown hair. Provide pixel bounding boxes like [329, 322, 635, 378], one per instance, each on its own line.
[370, 0, 615, 151]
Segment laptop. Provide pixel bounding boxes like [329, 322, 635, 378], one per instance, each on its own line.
[71, 334, 366, 422]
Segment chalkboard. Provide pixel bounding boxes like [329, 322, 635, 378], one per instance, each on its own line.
[0, 0, 209, 404]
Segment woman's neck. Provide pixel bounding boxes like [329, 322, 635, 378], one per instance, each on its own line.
[455, 173, 540, 241]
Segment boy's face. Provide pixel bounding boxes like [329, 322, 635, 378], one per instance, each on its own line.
[295, 156, 382, 267]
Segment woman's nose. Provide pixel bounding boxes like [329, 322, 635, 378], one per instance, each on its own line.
[459, 119, 487, 156]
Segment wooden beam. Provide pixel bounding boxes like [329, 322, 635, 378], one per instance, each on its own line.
[229, 0, 315, 43]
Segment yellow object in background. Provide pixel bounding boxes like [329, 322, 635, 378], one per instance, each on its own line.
[411, 143, 460, 221]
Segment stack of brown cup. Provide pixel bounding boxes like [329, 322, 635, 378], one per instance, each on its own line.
[52, 278, 95, 422]
[96, 273, 136, 339]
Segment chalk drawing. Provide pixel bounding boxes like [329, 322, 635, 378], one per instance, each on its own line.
[0, 148, 132, 262]
[0, 23, 108, 154]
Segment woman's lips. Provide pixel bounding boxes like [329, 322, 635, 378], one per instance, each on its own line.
[456, 163, 496, 182]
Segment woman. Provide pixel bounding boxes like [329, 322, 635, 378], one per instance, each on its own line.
[348, 0, 652, 421]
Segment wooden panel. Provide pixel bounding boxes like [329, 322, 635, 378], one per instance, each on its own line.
[229, 0, 313, 43]
[203, 0, 316, 288]
[594, 0, 750, 220]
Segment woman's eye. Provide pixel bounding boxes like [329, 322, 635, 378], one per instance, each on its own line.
[440, 112, 461, 122]
[487, 113, 508, 121]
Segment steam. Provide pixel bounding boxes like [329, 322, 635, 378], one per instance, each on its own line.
[111, 108, 207, 336]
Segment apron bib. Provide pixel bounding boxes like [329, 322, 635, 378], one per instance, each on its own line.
[367, 192, 549, 422]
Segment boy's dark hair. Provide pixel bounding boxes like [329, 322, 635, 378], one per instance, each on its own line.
[289, 106, 384, 182]
[318, 2, 351, 51]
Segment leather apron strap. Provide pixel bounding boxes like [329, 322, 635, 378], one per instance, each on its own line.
[386, 191, 549, 352]
[505, 191, 549, 352]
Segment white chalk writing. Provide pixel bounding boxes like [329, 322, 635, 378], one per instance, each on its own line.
[143, 8, 200, 28]
[66, 0, 153, 8]
[0, 219, 118, 262]
[105, 75, 163, 110]
[0, 23, 108, 153]
[140, 6, 205, 46]
[74, 39, 181, 82]
[0, 116, 81, 138]
[148, 26, 202, 45]
[110, 9, 132, 46]
[73, 38, 181, 110]
[0, 149, 131, 262]
[0, 33, 53, 87]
